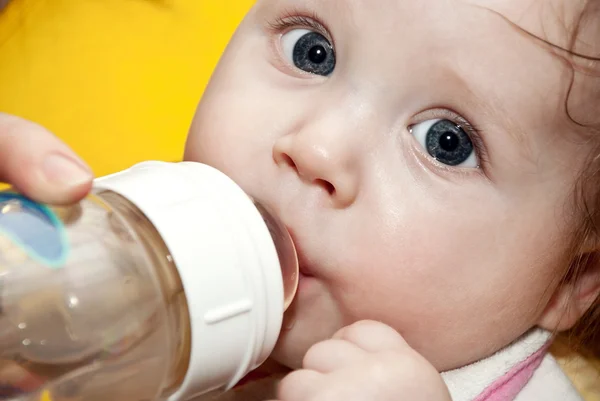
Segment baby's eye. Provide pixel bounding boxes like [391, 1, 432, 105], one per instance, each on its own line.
[410, 119, 478, 168]
[281, 29, 335, 76]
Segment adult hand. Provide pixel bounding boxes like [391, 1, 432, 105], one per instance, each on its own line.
[0, 113, 93, 204]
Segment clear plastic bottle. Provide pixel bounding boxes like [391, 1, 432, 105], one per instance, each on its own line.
[0, 161, 298, 401]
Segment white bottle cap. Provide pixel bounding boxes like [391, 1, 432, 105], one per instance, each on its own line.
[94, 161, 296, 401]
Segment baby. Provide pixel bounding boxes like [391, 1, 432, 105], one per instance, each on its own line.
[1, 0, 599, 400]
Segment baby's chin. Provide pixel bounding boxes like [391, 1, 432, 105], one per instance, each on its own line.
[270, 326, 313, 369]
[271, 310, 347, 368]
[269, 281, 349, 367]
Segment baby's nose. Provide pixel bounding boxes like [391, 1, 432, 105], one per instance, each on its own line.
[273, 130, 359, 209]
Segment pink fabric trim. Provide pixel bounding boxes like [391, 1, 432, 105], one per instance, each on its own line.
[473, 343, 550, 401]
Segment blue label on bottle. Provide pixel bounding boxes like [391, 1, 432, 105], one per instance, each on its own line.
[0, 193, 69, 268]
[0, 384, 26, 397]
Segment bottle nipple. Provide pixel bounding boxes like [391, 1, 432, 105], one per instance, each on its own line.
[252, 201, 298, 310]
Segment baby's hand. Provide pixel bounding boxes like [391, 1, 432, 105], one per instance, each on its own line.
[273, 320, 451, 401]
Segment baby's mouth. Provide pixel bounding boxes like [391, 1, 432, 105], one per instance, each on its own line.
[299, 265, 314, 278]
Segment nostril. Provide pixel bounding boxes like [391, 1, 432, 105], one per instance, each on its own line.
[278, 152, 335, 195]
[282, 153, 297, 170]
[316, 179, 335, 195]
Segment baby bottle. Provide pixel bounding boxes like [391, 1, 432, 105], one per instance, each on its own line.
[0, 161, 299, 401]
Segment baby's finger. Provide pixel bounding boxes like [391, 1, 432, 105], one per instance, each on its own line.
[0, 114, 93, 204]
[333, 320, 409, 353]
[303, 338, 366, 373]
[277, 369, 323, 401]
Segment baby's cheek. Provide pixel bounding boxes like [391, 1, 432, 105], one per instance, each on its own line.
[315, 222, 499, 365]
[186, 96, 250, 168]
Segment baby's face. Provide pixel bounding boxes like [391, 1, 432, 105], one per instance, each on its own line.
[186, 0, 593, 370]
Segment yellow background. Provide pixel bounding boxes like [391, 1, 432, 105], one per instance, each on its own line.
[0, 0, 598, 399]
[0, 0, 254, 177]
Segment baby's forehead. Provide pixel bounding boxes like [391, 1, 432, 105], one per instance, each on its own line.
[257, 0, 598, 124]
[481, 0, 598, 56]
[259, 0, 595, 46]
[495, 0, 600, 128]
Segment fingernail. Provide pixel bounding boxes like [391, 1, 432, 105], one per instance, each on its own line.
[42, 153, 93, 187]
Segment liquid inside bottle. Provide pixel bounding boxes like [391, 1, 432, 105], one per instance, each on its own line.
[0, 190, 190, 401]
[0, 160, 299, 401]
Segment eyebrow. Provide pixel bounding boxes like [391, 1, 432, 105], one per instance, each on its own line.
[330, 0, 357, 24]
[301, 0, 359, 30]
[445, 60, 534, 154]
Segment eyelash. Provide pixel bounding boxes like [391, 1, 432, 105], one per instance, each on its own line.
[410, 109, 490, 171]
[266, 9, 332, 43]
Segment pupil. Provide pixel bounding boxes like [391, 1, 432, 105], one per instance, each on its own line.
[439, 132, 459, 152]
[308, 45, 327, 64]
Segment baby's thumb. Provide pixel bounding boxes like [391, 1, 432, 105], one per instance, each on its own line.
[0, 113, 93, 205]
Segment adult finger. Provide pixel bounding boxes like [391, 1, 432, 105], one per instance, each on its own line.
[0, 113, 93, 204]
